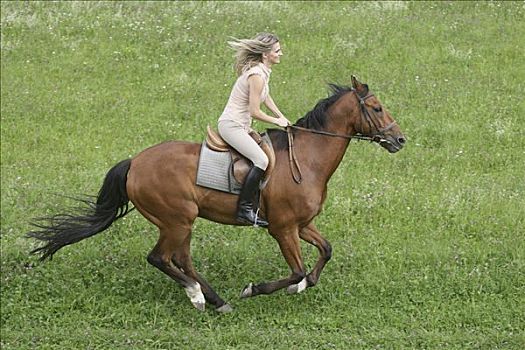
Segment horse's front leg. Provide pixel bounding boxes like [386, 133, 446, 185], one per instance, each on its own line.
[240, 227, 306, 298]
[288, 222, 332, 294]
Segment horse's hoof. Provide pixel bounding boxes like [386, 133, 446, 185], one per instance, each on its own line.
[192, 301, 205, 311]
[287, 277, 308, 294]
[287, 284, 298, 294]
[216, 304, 234, 313]
[240, 283, 253, 298]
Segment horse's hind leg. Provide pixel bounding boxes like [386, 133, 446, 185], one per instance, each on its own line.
[171, 241, 232, 313]
[147, 227, 206, 311]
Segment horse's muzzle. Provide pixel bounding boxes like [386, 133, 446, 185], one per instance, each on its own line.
[378, 134, 406, 153]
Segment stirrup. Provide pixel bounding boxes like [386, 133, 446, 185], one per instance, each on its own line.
[253, 208, 269, 228]
[236, 208, 268, 228]
[253, 208, 266, 228]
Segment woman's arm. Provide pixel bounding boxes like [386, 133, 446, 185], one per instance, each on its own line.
[248, 75, 289, 127]
[264, 94, 285, 119]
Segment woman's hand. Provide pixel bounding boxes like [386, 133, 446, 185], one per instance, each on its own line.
[274, 116, 290, 128]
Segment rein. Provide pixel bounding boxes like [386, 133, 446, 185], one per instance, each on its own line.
[286, 89, 397, 184]
[287, 125, 376, 141]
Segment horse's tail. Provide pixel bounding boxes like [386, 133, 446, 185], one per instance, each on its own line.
[27, 159, 133, 261]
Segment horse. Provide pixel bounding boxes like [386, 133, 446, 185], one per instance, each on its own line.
[28, 75, 406, 313]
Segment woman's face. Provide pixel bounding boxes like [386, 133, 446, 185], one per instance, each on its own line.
[265, 42, 283, 65]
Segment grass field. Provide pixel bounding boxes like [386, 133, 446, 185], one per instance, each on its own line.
[1, 1, 524, 349]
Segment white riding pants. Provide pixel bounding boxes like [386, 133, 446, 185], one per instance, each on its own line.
[218, 120, 269, 170]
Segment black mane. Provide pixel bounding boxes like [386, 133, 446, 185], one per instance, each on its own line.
[268, 84, 353, 150]
[294, 84, 352, 130]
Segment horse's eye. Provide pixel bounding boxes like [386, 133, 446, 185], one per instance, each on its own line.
[373, 106, 383, 113]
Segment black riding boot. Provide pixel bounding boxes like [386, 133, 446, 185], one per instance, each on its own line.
[236, 166, 269, 227]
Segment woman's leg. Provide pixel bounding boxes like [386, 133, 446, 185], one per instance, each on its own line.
[218, 121, 269, 227]
[218, 121, 269, 170]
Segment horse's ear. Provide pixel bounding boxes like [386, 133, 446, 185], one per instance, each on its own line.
[351, 75, 361, 89]
[351, 75, 368, 95]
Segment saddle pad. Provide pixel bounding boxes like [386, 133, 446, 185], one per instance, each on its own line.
[196, 143, 242, 194]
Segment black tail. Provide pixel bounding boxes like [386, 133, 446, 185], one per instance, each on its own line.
[27, 159, 133, 261]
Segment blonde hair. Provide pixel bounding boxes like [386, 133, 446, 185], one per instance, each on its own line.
[228, 33, 280, 76]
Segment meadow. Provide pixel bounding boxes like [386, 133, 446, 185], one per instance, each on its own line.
[1, 1, 524, 349]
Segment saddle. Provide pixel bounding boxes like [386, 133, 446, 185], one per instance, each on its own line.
[205, 125, 275, 189]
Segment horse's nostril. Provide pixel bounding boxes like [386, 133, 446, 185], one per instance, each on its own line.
[398, 137, 406, 145]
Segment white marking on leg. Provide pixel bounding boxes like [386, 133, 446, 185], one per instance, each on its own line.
[296, 277, 308, 293]
[287, 277, 308, 294]
[185, 282, 205, 310]
[240, 282, 253, 298]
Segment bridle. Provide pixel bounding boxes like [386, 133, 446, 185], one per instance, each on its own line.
[288, 88, 397, 142]
[285, 88, 398, 183]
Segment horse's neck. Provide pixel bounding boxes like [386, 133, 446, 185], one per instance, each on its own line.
[296, 130, 350, 184]
[293, 96, 358, 185]
[311, 101, 359, 181]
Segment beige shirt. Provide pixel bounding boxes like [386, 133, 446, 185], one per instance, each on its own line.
[219, 63, 271, 130]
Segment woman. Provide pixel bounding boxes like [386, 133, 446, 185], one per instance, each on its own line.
[218, 32, 290, 227]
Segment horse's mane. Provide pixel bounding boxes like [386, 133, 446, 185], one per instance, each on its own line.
[294, 84, 352, 130]
[268, 83, 353, 151]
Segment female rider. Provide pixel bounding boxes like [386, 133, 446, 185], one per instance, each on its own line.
[218, 33, 290, 227]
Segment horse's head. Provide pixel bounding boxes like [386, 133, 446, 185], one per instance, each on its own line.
[350, 75, 406, 153]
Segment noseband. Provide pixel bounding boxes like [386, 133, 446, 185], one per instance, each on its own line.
[285, 89, 397, 183]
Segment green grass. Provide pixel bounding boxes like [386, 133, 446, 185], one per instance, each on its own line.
[1, 1, 524, 349]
